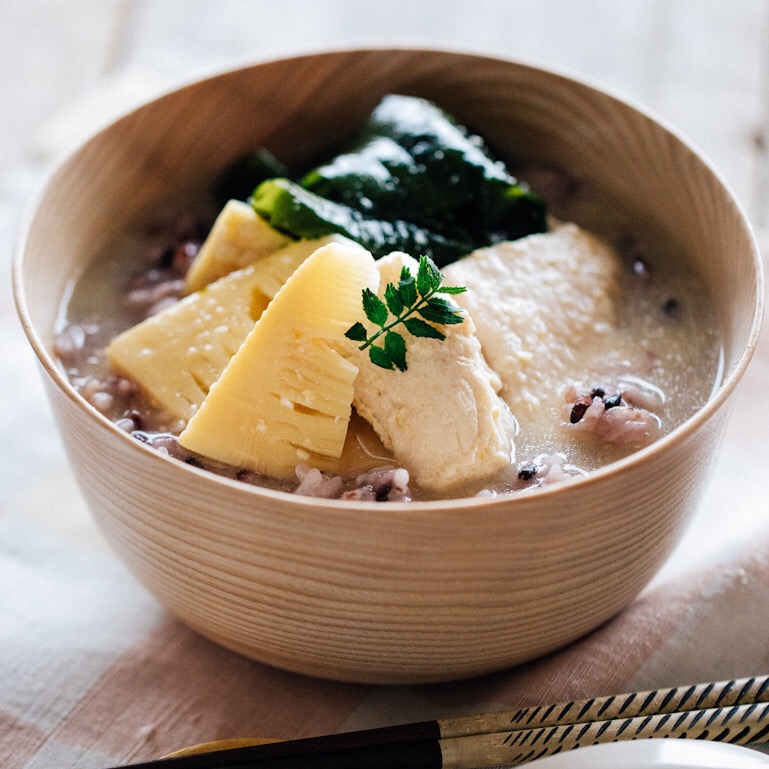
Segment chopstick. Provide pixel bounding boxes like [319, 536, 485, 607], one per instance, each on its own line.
[442, 672, 769, 735]
[442, 700, 769, 767]
[108, 673, 769, 769]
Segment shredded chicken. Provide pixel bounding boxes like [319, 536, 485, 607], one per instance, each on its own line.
[443, 223, 619, 425]
[341, 252, 517, 492]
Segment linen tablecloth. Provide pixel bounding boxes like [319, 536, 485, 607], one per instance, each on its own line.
[3, 503, 769, 768]
[2, 71, 768, 769]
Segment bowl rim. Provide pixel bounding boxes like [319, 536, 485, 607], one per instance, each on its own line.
[12, 45, 766, 513]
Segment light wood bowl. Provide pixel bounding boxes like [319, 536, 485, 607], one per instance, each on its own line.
[14, 48, 764, 684]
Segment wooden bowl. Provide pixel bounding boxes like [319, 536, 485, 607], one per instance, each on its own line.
[14, 48, 764, 684]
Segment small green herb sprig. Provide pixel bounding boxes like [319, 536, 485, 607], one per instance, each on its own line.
[345, 256, 467, 371]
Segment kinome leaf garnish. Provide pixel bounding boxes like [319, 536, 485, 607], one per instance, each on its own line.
[345, 256, 467, 371]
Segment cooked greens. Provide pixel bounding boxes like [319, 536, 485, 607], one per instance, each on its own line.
[302, 95, 546, 245]
[226, 94, 547, 267]
[251, 178, 475, 265]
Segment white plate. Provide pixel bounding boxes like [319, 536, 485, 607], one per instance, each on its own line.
[526, 739, 769, 768]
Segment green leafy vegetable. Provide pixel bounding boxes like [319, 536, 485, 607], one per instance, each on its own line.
[345, 256, 466, 371]
[250, 178, 475, 264]
[302, 95, 548, 252]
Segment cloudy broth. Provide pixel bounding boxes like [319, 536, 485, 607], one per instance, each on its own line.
[56, 177, 722, 502]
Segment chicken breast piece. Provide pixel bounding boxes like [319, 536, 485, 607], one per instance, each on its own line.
[443, 223, 619, 424]
[343, 252, 517, 492]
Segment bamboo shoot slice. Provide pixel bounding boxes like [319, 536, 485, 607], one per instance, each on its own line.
[183, 199, 292, 293]
[178, 242, 378, 478]
[107, 236, 356, 421]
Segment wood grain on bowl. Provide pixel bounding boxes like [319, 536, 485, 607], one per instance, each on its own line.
[14, 49, 763, 684]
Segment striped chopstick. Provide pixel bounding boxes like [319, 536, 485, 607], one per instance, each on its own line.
[441, 672, 769, 737]
[109, 673, 769, 769]
[441, 700, 769, 767]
